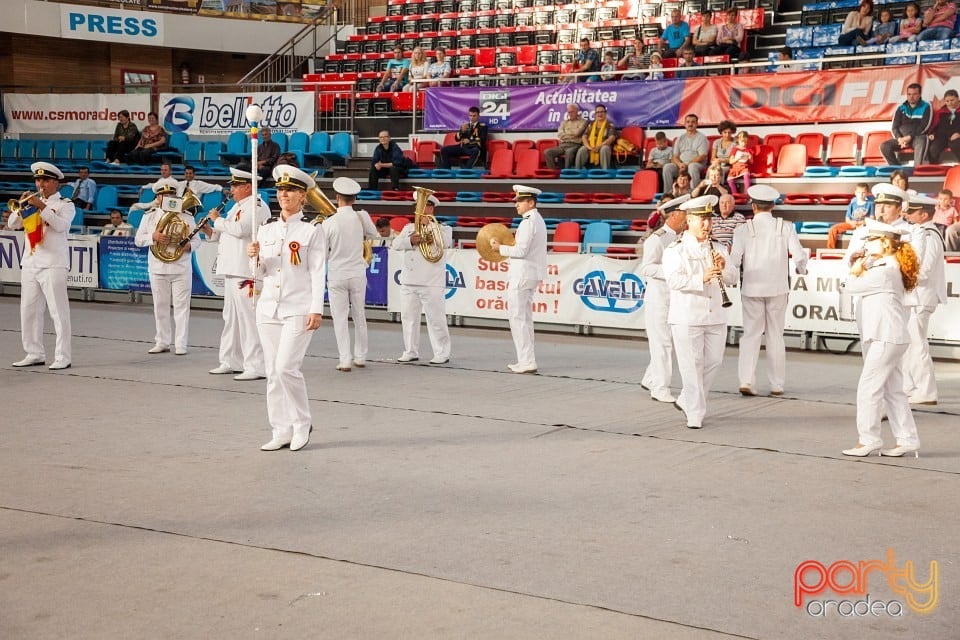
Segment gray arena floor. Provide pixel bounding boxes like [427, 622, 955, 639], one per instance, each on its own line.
[1, 296, 958, 640]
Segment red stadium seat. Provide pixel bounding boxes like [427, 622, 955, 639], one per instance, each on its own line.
[770, 144, 807, 178]
[826, 132, 860, 166]
[483, 148, 515, 179]
[512, 139, 536, 164]
[390, 216, 411, 232]
[796, 132, 825, 166]
[536, 139, 559, 167]
[415, 140, 440, 167]
[861, 131, 892, 166]
[912, 164, 950, 177]
[624, 169, 659, 204]
[515, 149, 559, 179]
[944, 165, 960, 195]
[751, 144, 776, 178]
[486, 139, 512, 158]
[763, 133, 792, 161]
[552, 221, 581, 252]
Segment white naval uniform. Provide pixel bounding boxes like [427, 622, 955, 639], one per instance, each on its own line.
[662, 233, 738, 427]
[499, 207, 548, 367]
[7, 192, 75, 364]
[177, 179, 222, 197]
[134, 208, 199, 351]
[254, 213, 327, 443]
[842, 258, 919, 449]
[207, 195, 271, 374]
[729, 214, 808, 392]
[393, 221, 454, 361]
[323, 205, 378, 366]
[902, 222, 947, 402]
[844, 217, 911, 266]
[640, 226, 678, 398]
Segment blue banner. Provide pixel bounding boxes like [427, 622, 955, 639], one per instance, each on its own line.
[98, 236, 151, 292]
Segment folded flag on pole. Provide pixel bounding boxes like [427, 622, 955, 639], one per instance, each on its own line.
[21, 205, 44, 253]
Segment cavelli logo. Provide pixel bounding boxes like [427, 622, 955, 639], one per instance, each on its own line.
[445, 264, 465, 299]
[572, 270, 644, 313]
[163, 97, 195, 132]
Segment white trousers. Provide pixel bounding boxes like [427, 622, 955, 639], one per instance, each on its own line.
[507, 280, 537, 366]
[328, 276, 368, 364]
[20, 266, 72, 363]
[641, 281, 673, 396]
[257, 314, 314, 440]
[738, 293, 788, 391]
[400, 284, 451, 360]
[149, 271, 191, 350]
[856, 340, 919, 448]
[902, 306, 937, 401]
[671, 323, 726, 424]
[218, 276, 264, 374]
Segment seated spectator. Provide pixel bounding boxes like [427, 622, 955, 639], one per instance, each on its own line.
[775, 47, 795, 72]
[889, 2, 923, 43]
[662, 113, 709, 189]
[691, 10, 718, 57]
[661, 171, 692, 203]
[66, 166, 97, 211]
[101, 209, 134, 236]
[838, 0, 874, 46]
[179, 165, 223, 197]
[881, 83, 932, 166]
[927, 89, 960, 163]
[575, 104, 618, 169]
[371, 217, 397, 247]
[827, 183, 874, 249]
[660, 9, 691, 58]
[933, 189, 957, 234]
[726, 130, 757, 194]
[439, 106, 487, 168]
[866, 8, 897, 45]
[646, 52, 665, 80]
[570, 38, 601, 82]
[368, 130, 410, 191]
[713, 8, 746, 60]
[425, 49, 452, 87]
[691, 165, 729, 199]
[127, 111, 167, 164]
[377, 46, 410, 92]
[600, 52, 618, 81]
[711, 120, 737, 178]
[675, 48, 705, 78]
[131, 162, 174, 213]
[105, 109, 139, 164]
[256, 127, 281, 181]
[646, 131, 673, 189]
[918, 0, 957, 41]
[890, 169, 910, 198]
[404, 47, 430, 92]
[617, 41, 645, 80]
[545, 103, 588, 170]
[710, 194, 746, 249]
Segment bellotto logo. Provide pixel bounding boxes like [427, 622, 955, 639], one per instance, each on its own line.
[794, 549, 938, 618]
[163, 96, 195, 132]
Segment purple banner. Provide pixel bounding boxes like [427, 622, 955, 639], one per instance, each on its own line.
[423, 81, 687, 132]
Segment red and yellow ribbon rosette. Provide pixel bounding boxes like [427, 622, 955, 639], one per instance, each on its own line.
[289, 241, 301, 265]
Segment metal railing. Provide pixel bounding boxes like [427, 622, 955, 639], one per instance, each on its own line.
[238, 15, 347, 92]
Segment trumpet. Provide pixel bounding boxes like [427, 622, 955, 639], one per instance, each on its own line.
[708, 236, 733, 308]
[8, 191, 43, 216]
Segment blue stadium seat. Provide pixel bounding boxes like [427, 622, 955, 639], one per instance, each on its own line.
[582, 221, 612, 254]
[271, 131, 288, 153]
[288, 132, 309, 157]
[127, 208, 145, 230]
[220, 131, 248, 164]
[357, 189, 381, 200]
[182, 141, 203, 167]
[303, 132, 331, 166]
[52, 140, 72, 164]
[803, 166, 839, 178]
[70, 140, 90, 163]
[202, 141, 224, 167]
[89, 140, 108, 162]
[536, 192, 565, 204]
[837, 166, 875, 178]
[91, 185, 118, 214]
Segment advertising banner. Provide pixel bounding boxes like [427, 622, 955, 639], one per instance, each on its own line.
[159, 91, 315, 136]
[2, 94, 151, 136]
[60, 4, 164, 46]
[0, 232, 99, 288]
[98, 235, 218, 295]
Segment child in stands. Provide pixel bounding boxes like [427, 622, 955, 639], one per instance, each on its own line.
[726, 131, 756, 194]
[827, 183, 874, 249]
[889, 2, 923, 43]
[600, 52, 618, 81]
[867, 9, 898, 44]
[933, 188, 957, 234]
[646, 52, 664, 80]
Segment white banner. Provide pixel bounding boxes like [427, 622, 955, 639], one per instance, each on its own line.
[2, 93, 151, 136]
[60, 5, 163, 45]
[0, 232, 99, 289]
[159, 92, 315, 137]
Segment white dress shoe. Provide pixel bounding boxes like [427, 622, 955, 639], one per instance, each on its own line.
[48, 361, 72, 370]
[209, 364, 237, 375]
[336, 363, 352, 372]
[650, 390, 676, 403]
[508, 362, 538, 374]
[907, 396, 937, 405]
[769, 388, 784, 397]
[260, 435, 292, 451]
[353, 359, 366, 368]
[233, 371, 265, 381]
[429, 357, 450, 364]
[147, 345, 170, 354]
[12, 357, 45, 367]
[739, 385, 756, 396]
[842, 444, 882, 457]
[175, 348, 188, 356]
[397, 354, 419, 363]
[686, 421, 702, 429]
[880, 445, 920, 458]
[290, 425, 314, 451]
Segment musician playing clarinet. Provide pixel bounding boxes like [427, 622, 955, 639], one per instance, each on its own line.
[662, 195, 737, 429]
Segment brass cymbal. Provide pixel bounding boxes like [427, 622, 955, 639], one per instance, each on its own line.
[476, 223, 515, 263]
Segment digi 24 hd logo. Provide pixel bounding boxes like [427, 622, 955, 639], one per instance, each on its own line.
[573, 270, 645, 313]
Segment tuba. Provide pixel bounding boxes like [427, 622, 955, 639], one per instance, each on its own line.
[306, 174, 373, 265]
[150, 190, 200, 263]
[412, 186, 444, 264]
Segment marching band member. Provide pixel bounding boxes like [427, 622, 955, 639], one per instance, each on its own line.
[662, 195, 737, 429]
[134, 179, 199, 356]
[394, 192, 454, 364]
[841, 219, 921, 458]
[8, 162, 75, 370]
[845, 183, 910, 266]
[489, 185, 548, 374]
[639, 194, 689, 403]
[248, 165, 328, 452]
[204, 165, 271, 381]
[729, 185, 808, 397]
[324, 177, 378, 371]
[901, 193, 947, 405]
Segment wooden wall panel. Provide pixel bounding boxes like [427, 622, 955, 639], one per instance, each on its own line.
[9, 35, 111, 91]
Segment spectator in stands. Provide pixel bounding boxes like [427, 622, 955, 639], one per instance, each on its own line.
[932, 189, 957, 234]
[662, 113, 709, 191]
[275, 151, 300, 168]
[368, 130, 408, 191]
[600, 52, 617, 81]
[726, 130, 756, 194]
[944, 218, 960, 251]
[827, 183, 874, 249]
[711, 120, 737, 178]
[404, 46, 430, 92]
[377, 46, 410, 92]
[371, 217, 396, 248]
[711, 193, 745, 249]
[127, 111, 168, 165]
[881, 83, 932, 165]
[691, 9, 718, 57]
[866, 8, 897, 45]
[574, 104, 618, 169]
[890, 169, 910, 193]
[775, 47, 794, 72]
[838, 0, 874, 46]
[179, 165, 223, 197]
[425, 49, 451, 87]
[544, 103, 588, 170]
[105, 109, 139, 164]
[646, 131, 673, 189]
[102, 209, 133, 236]
[617, 40, 645, 80]
[67, 166, 96, 211]
[439, 106, 487, 169]
[130, 162, 175, 214]
[571, 38, 601, 82]
[675, 48, 705, 78]
[646, 51, 665, 80]
[918, 0, 957, 41]
[713, 8, 746, 61]
[926, 89, 960, 164]
[256, 127, 281, 181]
[662, 171, 693, 203]
[660, 9, 691, 59]
[889, 2, 923, 43]
[691, 165, 729, 200]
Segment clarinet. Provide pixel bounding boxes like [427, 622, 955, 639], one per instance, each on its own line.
[178, 194, 230, 248]
[708, 236, 733, 308]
